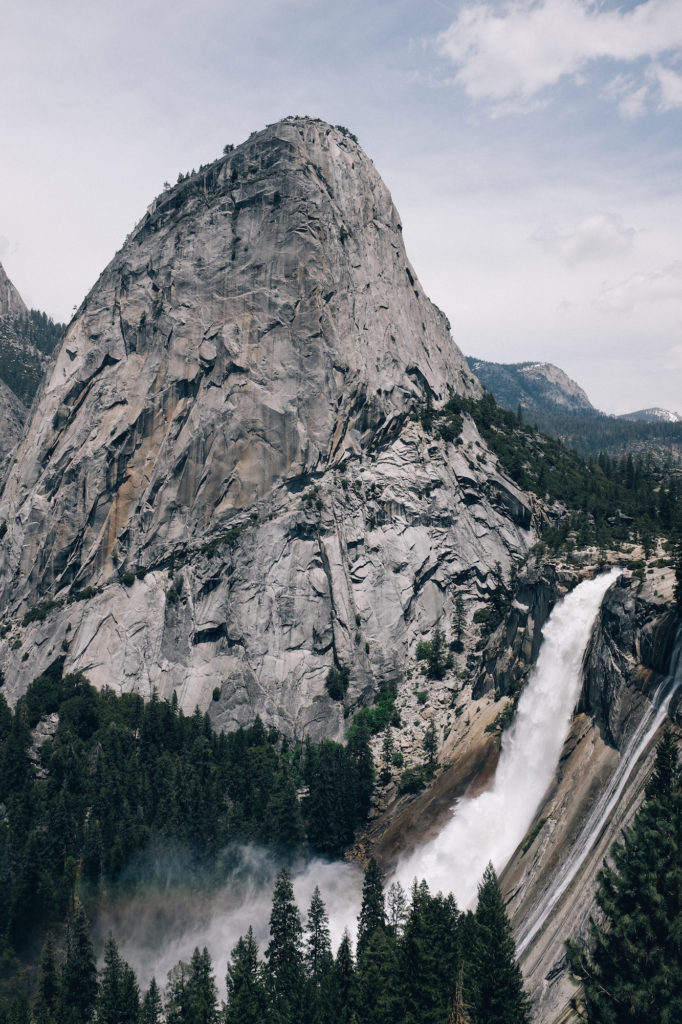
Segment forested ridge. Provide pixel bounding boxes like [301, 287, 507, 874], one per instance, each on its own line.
[0, 311, 64, 404]
[423, 390, 682, 558]
[465, 357, 682, 461]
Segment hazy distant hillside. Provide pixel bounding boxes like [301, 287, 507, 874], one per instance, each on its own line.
[466, 358, 595, 417]
[467, 356, 682, 462]
[619, 407, 682, 424]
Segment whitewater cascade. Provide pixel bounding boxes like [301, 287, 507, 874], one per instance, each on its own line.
[392, 569, 621, 907]
[516, 623, 682, 955]
[120, 570, 621, 988]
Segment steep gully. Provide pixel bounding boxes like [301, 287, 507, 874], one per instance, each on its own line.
[118, 568, 666, 1014]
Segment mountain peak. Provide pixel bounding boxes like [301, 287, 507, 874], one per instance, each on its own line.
[467, 357, 594, 415]
[0, 118, 532, 739]
[618, 407, 682, 424]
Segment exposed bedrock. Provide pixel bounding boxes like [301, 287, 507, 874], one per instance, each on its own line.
[0, 117, 537, 737]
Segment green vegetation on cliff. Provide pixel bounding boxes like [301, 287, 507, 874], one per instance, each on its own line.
[426, 390, 682, 555]
[0, 311, 64, 404]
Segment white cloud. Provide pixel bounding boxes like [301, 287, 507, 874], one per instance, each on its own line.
[619, 84, 650, 118]
[533, 212, 635, 264]
[596, 261, 682, 311]
[604, 73, 653, 117]
[438, 0, 682, 108]
[655, 63, 682, 108]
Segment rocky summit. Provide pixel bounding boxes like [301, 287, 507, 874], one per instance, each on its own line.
[466, 357, 595, 417]
[0, 117, 536, 737]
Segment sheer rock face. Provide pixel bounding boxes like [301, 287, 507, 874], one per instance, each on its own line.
[0, 262, 28, 318]
[0, 264, 29, 474]
[580, 580, 678, 746]
[0, 117, 535, 738]
[0, 378, 26, 479]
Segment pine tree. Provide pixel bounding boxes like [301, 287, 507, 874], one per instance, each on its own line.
[140, 979, 163, 1024]
[33, 934, 59, 1024]
[646, 725, 678, 799]
[303, 887, 334, 1024]
[304, 887, 333, 981]
[449, 966, 471, 1024]
[59, 903, 98, 1024]
[379, 726, 393, 786]
[265, 868, 304, 1024]
[357, 858, 386, 961]
[354, 926, 399, 1024]
[427, 626, 447, 680]
[470, 864, 530, 1024]
[96, 934, 140, 1024]
[569, 729, 682, 1022]
[265, 766, 304, 852]
[398, 881, 460, 1024]
[673, 537, 682, 610]
[225, 928, 266, 1024]
[184, 947, 218, 1024]
[423, 722, 438, 768]
[347, 717, 374, 825]
[386, 881, 408, 937]
[329, 930, 356, 1024]
[165, 961, 190, 1024]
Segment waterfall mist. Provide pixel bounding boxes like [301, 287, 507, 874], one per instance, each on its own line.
[108, 571, 619, 991]
[392, 570, 621, 907]
[108, 846, 362, 996]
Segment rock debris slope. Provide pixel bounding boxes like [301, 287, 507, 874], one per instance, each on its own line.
[0, 117, 535, 737]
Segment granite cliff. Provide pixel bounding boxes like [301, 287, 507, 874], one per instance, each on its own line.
[0, 262, 28, 318]
[0, 117, 536, 738]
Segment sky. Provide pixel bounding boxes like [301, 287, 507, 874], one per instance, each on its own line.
[1, 0, 682, 414]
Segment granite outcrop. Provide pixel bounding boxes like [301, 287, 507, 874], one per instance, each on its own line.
[0, 118, 537, 737]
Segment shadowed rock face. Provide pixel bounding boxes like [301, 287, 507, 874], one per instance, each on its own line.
[0, 378, 27, 479]
[0, 117, 535, 737]
[0, 265, 29, 477]
[0, 262, 28, 318]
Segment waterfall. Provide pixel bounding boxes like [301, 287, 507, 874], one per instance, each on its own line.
[118, 568, 635, 987]
[516, 625, 682, 955]
[391, 569, 621, 908]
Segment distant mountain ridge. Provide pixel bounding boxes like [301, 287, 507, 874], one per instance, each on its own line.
[619, 407, 682, 424]
[466, 356, 682, 460]
[466, 358, 595, 417]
